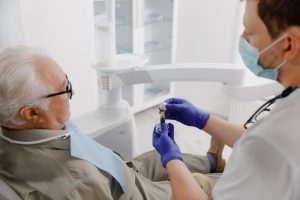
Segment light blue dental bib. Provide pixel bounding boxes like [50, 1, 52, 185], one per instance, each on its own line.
[65, 121, 126, 192]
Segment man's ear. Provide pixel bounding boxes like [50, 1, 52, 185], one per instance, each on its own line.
[19, 106, 45, 124]
[283, 32, 300, 61]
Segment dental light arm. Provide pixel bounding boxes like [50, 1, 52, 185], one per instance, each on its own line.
[96, 62, 245, 90]
[93, 57, 247, 123]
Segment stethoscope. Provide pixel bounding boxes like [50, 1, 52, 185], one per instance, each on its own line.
[244, 86, 299, 129]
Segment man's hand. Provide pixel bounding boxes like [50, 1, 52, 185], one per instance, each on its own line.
[164, 98, 210, 129]
[152, 123, 183, 168]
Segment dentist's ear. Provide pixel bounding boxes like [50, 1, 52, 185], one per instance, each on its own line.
[283, 32, 300, 61]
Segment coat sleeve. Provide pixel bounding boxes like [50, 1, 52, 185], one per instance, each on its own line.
[212, 135, 293, 200]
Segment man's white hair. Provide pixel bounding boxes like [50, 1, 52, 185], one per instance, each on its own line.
[0, 46, 52, 128]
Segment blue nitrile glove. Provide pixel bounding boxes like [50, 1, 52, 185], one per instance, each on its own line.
[152, 123, 183, 168]
[164, 98, 210, 129]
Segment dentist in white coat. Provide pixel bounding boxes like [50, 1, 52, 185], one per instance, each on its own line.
[152, 0, 300, 199]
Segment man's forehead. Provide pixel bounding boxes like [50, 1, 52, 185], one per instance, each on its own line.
[244, 0, 258, 2]
[33, 56, 57, 67]
[243, 0, 261, 26]
[33, 56, 65, 83]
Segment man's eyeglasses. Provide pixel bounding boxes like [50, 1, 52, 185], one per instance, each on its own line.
[43, 74, 73, 100]
[244, 87, 294, 129]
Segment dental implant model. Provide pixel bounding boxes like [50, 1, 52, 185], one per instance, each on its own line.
[159, 102, 167, 124]
[155, 102, 167, 133]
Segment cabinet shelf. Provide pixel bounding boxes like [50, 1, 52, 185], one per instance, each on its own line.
[94, 0, 129, 2]
[144, 13, 173, 25]
[144, 18, 173, 25]
[144, 41, 172, 53]
[116, 20, 132, 27]
[116, 47, 131, 54]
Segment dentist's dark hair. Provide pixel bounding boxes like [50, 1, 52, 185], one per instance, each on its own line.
[241, 0, 300, 38]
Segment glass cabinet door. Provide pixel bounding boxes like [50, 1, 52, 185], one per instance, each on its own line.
[93, 0, 133, 54]
[93, 0, 175, 111]
[143, 0, 174, 102]
[115, 0, 133, 54]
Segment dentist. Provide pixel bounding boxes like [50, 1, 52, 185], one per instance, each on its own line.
[153, 0, 300, 199]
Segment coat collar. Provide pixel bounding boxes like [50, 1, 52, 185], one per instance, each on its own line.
[0, 128, 70, 150]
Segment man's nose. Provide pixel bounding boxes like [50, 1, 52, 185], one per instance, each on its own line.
[242, 30, 249, 41]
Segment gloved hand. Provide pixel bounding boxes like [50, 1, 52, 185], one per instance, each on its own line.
[152, 123, 183, 168]
[163, 98, 210, 129]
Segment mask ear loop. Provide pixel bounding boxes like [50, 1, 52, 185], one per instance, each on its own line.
[259, 33, 289, 55]
[275, 60, 287, 70]
[259, 33, 289, 71]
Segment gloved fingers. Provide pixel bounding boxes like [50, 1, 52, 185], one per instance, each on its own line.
[165, 103, 182, 114]
[159, 123, 175, 143]
[159, 123, 168, 133]
[164, 104, 183, 120]
[152, 124, 172, 149]
[164, 113, 178, 121]
[152, 124, 168, 138]
[167, 123, 175, 140]
[152, 131, 164, 150]
[152, 125, 161, 144]
[165, 98, 185, 105]
[152, 129, 160, 140]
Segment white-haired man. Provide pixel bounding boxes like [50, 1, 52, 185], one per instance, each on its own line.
[0, 46, 224, 200]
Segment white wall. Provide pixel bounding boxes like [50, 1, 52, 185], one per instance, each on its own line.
[174, 0, 242, 117]
[0, 0, 24, 47]
[17, 0, 98, 118]
[0, 0, 242, 118]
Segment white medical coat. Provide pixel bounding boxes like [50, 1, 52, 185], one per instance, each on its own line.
[212, 89, 300, 200]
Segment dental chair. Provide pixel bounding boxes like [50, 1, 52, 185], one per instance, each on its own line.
[0, 178, 22, 200]
[0, 67, 282, 199]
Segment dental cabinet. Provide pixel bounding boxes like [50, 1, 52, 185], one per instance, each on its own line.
[93, 0, 178, 113]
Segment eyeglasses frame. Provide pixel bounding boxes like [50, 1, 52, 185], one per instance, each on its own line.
[43, 74, 73, 100]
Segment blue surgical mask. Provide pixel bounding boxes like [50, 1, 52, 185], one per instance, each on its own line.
[239, 34, 288, 80]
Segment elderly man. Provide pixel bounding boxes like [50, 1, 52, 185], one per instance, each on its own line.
[0, 46, 224, 200]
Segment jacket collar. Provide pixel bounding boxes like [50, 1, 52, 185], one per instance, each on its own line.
[0, 128, 70, 150]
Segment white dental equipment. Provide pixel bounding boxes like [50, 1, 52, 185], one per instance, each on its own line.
[73, 0, 281, 160]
